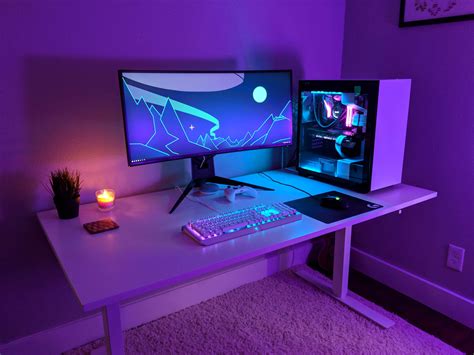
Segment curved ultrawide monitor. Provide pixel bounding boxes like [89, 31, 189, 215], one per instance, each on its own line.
[119, 70, 293, 166]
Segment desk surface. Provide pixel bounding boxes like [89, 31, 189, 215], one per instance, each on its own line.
[37, 170, 436, 311]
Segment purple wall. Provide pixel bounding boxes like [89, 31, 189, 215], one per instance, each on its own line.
[0, 0, 346, 342]
[343, 0, 473, 298]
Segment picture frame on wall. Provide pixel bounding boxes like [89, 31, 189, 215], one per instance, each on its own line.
[399, 0, 474, 27]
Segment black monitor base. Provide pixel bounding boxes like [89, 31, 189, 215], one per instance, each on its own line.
[169, 155, 274, 214]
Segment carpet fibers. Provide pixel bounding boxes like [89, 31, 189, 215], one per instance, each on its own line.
[66, 271, 460, 354]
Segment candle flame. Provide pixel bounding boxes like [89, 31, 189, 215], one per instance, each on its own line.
[100, 190, 111, 199]
[97, 189, 114, 202]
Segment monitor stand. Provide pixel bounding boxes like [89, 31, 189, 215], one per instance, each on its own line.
[169, 155, 274, 214]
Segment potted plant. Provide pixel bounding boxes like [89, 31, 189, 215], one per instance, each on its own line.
[48, 168, 82, 219]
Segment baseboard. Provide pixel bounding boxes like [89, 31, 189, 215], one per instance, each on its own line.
[0, 243, 312, 355]
[351, 247, 474, 329]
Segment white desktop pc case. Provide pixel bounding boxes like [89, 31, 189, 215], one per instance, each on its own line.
[370, 80, 411, 191]
[297, 79, 411, 193]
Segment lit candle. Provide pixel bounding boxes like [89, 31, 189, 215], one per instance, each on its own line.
[96, 189, 115, 211]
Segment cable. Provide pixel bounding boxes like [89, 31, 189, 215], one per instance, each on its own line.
[259, 172, 313, 198]
[174, 185, 220, 213]
[199, 156, 206, 169]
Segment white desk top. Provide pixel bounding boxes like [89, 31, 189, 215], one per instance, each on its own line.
[37, 170, 436, 311]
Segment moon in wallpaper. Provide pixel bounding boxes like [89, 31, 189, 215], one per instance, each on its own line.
[253, 86, 267, 103]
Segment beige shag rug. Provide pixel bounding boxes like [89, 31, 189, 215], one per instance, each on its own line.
[65, 270, 460, 354]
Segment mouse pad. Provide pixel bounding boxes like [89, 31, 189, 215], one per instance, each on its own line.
[284, 191, 383, 224]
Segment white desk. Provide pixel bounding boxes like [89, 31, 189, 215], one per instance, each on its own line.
[37, 170, 436, 354]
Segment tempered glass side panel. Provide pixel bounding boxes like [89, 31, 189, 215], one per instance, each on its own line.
[296, 81, 379, 192]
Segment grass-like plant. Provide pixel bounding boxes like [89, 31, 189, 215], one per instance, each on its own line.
[48, 168, 82, 200]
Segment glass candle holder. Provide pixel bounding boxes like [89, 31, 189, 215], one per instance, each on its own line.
[95, 189, 115, 211]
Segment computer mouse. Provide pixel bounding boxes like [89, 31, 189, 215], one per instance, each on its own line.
[320, 195, 349, 210]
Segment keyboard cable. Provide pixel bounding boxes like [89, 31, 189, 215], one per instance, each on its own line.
[174, 185, 221, 213]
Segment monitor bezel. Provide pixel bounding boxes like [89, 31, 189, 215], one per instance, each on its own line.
[296, 80, 379, 193]
[118, 69, 293, 167]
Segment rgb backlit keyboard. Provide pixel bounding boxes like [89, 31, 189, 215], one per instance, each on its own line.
[182, 203, 302, 246]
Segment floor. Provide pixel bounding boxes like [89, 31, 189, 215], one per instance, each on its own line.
[307, 234, 473, 354]
[348, 269, 474, 354]
[66, 270, 460, 354]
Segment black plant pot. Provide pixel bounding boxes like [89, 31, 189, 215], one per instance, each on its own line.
[54, 195, 80, 219]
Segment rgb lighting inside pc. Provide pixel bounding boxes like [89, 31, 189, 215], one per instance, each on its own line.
[119, 71, 292, 166]
[298, 88, 370, 185]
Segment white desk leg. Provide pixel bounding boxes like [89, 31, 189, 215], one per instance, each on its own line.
[293, 226, 395, 329]
[102, 303, 125, 355]
[333, 227, 351, 298]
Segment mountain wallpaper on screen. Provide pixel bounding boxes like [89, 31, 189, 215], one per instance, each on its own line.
[120, 72, 292, 164]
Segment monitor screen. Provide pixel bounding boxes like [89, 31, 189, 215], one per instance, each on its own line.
[297, 81, 378, 191]
[119, 70, 293, 166]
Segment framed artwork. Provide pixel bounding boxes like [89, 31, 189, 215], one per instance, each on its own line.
[399, 0, 474, 27]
